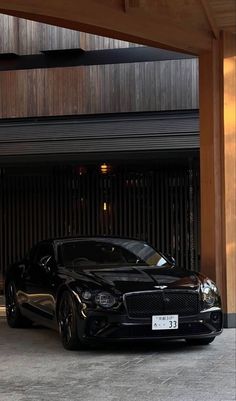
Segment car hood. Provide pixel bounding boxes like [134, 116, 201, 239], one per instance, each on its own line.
[64, 265, 201, 294]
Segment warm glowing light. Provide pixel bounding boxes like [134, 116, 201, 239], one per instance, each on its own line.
[224, 57, 236, 130]
[100, 163, 112, 174]
[103, 202, 107, 211]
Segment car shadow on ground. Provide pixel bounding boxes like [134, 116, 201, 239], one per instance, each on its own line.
[1, 320, 211, 355]
[28, 323, 206, 355]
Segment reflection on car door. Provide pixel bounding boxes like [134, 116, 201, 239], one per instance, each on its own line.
[22, 241, 56, 321]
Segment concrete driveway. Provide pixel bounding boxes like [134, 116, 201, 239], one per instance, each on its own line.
[0, 318, 235, 401]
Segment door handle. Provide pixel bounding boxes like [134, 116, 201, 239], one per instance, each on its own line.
[19, 264, 26, 277]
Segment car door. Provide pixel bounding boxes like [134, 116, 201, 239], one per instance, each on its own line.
[22, 241, 57, 322]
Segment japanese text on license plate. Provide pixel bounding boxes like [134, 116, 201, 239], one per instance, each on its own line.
[152, 315, 179, 330]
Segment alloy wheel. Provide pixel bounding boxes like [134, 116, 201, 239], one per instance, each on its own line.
[6, 283, 17, 321]
[59, 294, 73, 344]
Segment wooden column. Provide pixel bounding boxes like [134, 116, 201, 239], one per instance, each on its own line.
[199, 32, 236, 327]
[222, 31, 236, 327]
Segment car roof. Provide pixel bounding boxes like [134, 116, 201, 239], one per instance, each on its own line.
[30, 236, 148, 252]
[52, 236, 146, 244]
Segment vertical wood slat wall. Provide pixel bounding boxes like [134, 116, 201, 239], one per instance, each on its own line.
[0, 15, 199, 120]
[0, 164, 200, 292]
[0, 14, 139, 55]
[0, 59, 199, 119]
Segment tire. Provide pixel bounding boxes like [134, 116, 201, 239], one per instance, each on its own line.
[58, 291, 83, 350]
[186, 337, 215, 346]
[5, 282, 32, 328]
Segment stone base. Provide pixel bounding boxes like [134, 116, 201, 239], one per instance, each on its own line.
[224, 313, 236, 328]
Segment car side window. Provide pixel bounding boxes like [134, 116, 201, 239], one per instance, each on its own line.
[34, 242, 54, 264]
[29, 245, 38, 263]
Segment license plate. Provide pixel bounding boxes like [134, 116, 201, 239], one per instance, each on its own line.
[152, 315, 179, 330]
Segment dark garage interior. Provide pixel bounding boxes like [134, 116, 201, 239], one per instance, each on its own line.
[0, 154, 200, 295]
[0, 110, 200, 294]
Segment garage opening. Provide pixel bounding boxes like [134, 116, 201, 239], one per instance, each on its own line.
[0, 157, 200, 295]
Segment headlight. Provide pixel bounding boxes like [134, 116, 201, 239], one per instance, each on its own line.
[95, 292, 116, 308]
[201, 281, 219, 308]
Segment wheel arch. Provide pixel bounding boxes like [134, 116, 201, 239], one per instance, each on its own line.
[56, 284, 82, 321]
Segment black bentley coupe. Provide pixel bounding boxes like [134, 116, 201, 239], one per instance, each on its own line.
[5, 237, 223, 350]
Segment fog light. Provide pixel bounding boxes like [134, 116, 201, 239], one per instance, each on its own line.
[89, 318, 107, 336]
[211, 311, 220, 321]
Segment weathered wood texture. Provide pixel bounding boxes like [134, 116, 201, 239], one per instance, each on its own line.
[0, 14, 197, 118]
[0, 59, 198, 118]
[0, 14, 138, 54]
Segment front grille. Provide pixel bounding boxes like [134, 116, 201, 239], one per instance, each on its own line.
[124, 291, 199, 318]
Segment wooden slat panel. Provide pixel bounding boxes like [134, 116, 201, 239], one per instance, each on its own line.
[0, 14, 138, 55]
[0, 15, 18, 53]
[0, 163, 200, 293]
[0, 59, 198, 118]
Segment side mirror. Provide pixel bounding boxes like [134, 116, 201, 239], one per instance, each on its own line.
[165, 255, 176, 266]
[39, 255, 56, 274]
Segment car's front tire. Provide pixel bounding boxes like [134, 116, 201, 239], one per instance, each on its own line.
[5, 282, 32, 328]
[186, 337, 215, 346]
[58, 291, 83, 350]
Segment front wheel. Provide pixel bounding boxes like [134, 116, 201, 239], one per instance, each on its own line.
[186, 337, 215, 346]
[58, 291, 83, 350]
[5, 282, 32, 328]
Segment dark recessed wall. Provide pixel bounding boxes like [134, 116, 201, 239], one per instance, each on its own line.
[0, 161, 200, 293]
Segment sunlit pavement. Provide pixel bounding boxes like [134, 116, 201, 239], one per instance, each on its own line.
[0, 318, 235, 401]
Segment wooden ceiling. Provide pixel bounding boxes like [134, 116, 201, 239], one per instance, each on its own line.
[209, 0, 236, 34]
[0, 0, 235, 54]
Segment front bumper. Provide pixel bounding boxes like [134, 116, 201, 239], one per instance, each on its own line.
[77, 307, 223, 343]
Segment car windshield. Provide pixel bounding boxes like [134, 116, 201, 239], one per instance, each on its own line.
[58, 238, 168, 268]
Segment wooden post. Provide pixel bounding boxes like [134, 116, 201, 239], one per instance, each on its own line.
[222, 31, 236, 327]
[199, 32, 236, 327]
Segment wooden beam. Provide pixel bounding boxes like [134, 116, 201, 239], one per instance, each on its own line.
[0, 1, 212, 54]
[124, 0, 143, 12]
[200, 0, 219, 39]
[126, 0, 142, 8]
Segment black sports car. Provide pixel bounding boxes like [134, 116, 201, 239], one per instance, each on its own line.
[5, 237, 223, 350]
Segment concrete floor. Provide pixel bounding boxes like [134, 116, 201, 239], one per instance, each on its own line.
[0, 318, 235, 401]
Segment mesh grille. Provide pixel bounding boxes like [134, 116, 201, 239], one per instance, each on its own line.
[124, 291, 199, 318]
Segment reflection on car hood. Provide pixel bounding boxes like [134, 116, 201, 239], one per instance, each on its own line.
[64, 265, 201, 293]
